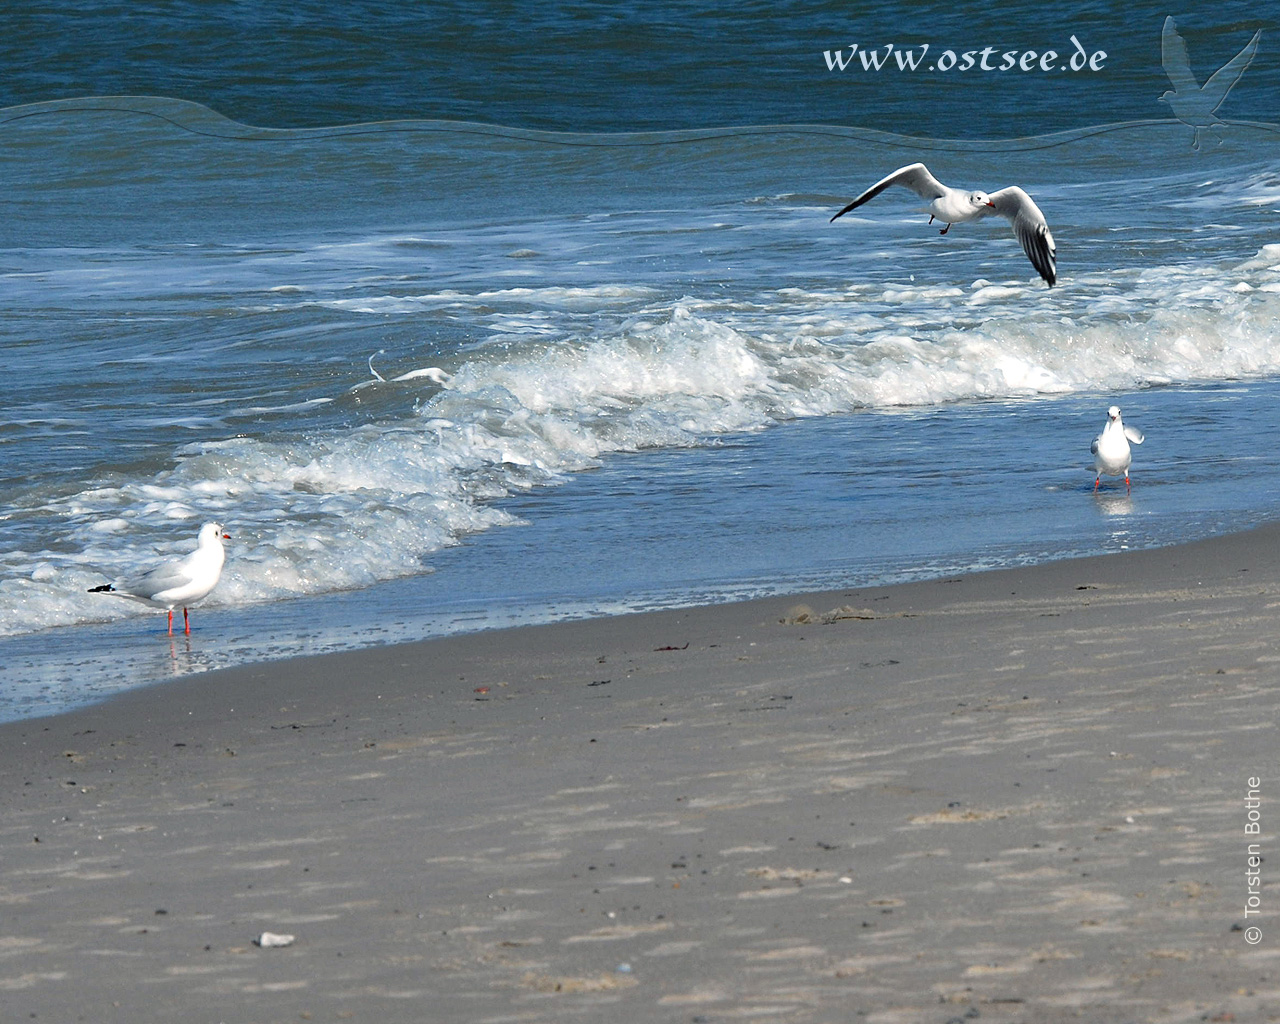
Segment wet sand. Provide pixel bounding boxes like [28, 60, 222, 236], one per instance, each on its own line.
[3, 524, 1280, 1023]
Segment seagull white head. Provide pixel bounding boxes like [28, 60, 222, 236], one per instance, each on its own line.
[968, 190, 994, 209]
[1108, 405, 1121, 421]
[200, 522, 231, 545]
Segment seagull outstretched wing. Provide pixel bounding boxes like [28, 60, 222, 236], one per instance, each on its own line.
[1201, 27, 1262, 111]
[1161, 16, 1200, 93]
[982, 187, 1057, 287]
[830, 163, 948, 222]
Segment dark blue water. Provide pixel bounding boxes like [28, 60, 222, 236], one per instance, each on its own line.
[3, 2, 1276, 133]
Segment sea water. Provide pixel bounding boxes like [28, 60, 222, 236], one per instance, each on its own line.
[1, 3, 1279, 718]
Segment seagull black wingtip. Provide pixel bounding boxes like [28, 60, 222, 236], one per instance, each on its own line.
[830, 201, 859, 223]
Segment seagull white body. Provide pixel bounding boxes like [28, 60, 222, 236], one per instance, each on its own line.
[1159, 16, 1261, 150]
[88, 522, 230, 634]
[830, 162, 1057, 286]
[1090, 406, 1144, 492]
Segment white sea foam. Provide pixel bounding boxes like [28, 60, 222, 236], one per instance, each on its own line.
[4, 249, 1280, 637]
[320, 283, 659, 315]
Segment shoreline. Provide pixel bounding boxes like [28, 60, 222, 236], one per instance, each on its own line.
[4, 522, 1280, 1021]
[13, 374, 1280, 727]
[11, 368, 1280, 729]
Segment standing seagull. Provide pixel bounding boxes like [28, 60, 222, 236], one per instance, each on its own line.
[1091, 406, 1144, 493]
[1159, 16, 1262, 151]
[88, 522, 230, 634]
[830, 163, 1057, 286]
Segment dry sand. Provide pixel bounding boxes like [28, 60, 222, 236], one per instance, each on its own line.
[3, 524, 1280, 1023]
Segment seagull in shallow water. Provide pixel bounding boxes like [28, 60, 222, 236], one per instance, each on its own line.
[1159, 16, 1262, 151]
[1091, 406, 1144, 493]
[88, 522, 230, 634]
[830, 162, 1057, 286]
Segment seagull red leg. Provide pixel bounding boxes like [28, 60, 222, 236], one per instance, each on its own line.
[184, 607, 191, 635]
[167, 609, 174, 635]
[1094, 475, 1100, 492]
[939, 223, 951, 235]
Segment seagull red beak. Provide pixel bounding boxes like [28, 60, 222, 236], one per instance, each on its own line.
[985, 200, 995, 207]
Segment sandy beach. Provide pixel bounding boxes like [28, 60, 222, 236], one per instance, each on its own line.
[3, 525, 1279, 1024]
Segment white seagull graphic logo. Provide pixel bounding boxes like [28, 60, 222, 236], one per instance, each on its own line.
[1159, 15, 1262, 150]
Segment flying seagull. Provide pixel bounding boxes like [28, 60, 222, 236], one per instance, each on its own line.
[830, 163, 1057, 286]
[351, 350, 451, 393]
[1090, 406, 1144, 493]
[1159, 16, 1262, 150]
[88, 522, 230, 634]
